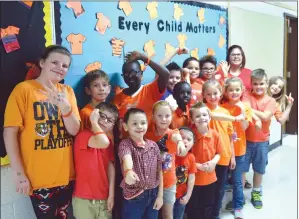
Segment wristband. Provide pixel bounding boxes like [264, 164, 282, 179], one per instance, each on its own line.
[61, 108, 72, 118]
[124, 169, 132, 176]
[94, 131, 105, 136]
[178, 48, 182, 55]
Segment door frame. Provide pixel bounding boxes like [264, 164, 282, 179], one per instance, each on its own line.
[283, 13, 297, 139]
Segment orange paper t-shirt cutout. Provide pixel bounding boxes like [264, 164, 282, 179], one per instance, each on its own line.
[177, 34, 187, 48]
[110, 38, 125, 57]
[118, 1, 133, 16]
[95, 13, 111, 35]
[144, 40, 156, 58]
[66, 1, 85, 18]
[66, 33, 86, 55]
[147, 2, 158, 19]
[85, 62, 102, 73]
[1, 26, 20, 38]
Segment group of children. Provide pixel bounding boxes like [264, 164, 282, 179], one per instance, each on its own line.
[3, 44, 294, 219]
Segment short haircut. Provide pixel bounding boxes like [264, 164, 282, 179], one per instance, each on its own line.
[84, 70, 109, 88]
[199, 55, 217, 69]
[95, 102, 119, 119]
[123, 108, 147, 124]
[122, 60, 141, 74]
[226, 45, 246, 68]
[251, 68, 268, 81]
[179, 126, 195, 141]
[166, 62, 182, 73]
[190, 101, 210, 118]
[202, 79, 223, 103]
[152, 100, 173, 114]
[182, 57, 199, 68]
[173, 81, 191, 96]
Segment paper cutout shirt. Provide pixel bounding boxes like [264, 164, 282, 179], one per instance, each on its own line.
[1, 26, 19, 38]
[66, 33, 86, 55]
[95, 13, 111, 35]
[85, 61, 102, 73]
[20, 1, 33, 8]
[173, 3, 184, 21]
[218, 34, 226, 48]
[165, 43, 176, 57]
[191, 48, 199, 60]
[207, 48, 216, 56]
[144, 40, 156, 58]
[146, 2, 158, 19]
[197, 8, 205, 23]
[118, 1, 133, 16]
[66, 1, 85, 18]
[110, 38, 125, 57]
[219, 15, 226, 28]
[177, 34, 187, 48]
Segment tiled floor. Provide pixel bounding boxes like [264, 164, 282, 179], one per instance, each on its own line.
[220, 135, 297, 219]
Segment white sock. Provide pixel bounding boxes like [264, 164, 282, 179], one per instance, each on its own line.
[253, 187, 261, 192]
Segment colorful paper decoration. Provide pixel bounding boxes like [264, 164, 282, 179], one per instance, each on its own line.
[95, 13, 111, 35]
[219, 15, 226, 28]
[85, 61, 102, 73]
[66, 0, 85, 18]
[218, 34, 226, 48]
[1, 26, 19, 38]
[197, 8, 205, 23]
[66, 33, 86, 55]
[144, 40, 156, 58]
[19, 1, 33, 8]
[146, 2, 158, 19]
[110, 37, 125, 57]
[2, 35, 20, 53]
[191, 48, 199, 60]
[177, 34, 187, 48]
[173, 3, 184, 21]
[207, 48, 216, 56]
[118, 0, 133, 16]
[43, 2, 54, 47]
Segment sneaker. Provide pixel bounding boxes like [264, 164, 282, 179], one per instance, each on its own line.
[251, 191, 263, 209]
[244, 180, 252, 189]
[225, 200, 245, 211]
[234, 209, 244, 219]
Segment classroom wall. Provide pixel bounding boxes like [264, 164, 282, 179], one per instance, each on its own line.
[1, 2, 297, 219]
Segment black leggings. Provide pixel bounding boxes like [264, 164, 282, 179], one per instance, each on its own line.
[30, 181, 73, 219]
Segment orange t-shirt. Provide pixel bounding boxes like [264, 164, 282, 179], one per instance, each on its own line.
[175, 152, 197, 198]
[4, 80, 80, 193]
[66, 33, 86, 55]
[244, 93, 276, 142]
[170, 104, 190, 129]
[221, 102, 252, 156]
[113, 79, 164, 121]
[190, 81, 203, 105]
[192, 128, 222, 186]
[145, 127, 179, 188]
[208, 105, 234, 166]
[79, 103, 94, 131]
[274, 103, 283, 121]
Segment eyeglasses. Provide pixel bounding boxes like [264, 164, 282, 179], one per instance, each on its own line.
[202, 68, 215, 72]
[122, 70, 142, 77]
[99, 112, 116, 125]
[230, 53, 242, 57]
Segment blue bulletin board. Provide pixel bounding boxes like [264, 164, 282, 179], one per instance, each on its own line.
[57, 1, 228, 107]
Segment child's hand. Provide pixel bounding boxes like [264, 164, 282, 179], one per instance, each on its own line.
[197, 163, 206, 172]
[107, 195, 114, 212]
[177, 141, 187, 157]
[125, 51, 144, 62]
[285, 93, 294, 106]
[255, 120, 262, 131]
[219, 61, 230, 77]
[230, 156, 236, 170]
[203, 160, 217, 172]
[90, 109, 100, 125]
[178, 47, 189, 54]
[153, 196, 163, 210]
[125, 170, 140, 185]
[13, 171, 31, 195]
[179, 194, 191, 205]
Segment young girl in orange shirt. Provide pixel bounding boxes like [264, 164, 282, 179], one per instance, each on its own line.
[146, 100, 186, 219]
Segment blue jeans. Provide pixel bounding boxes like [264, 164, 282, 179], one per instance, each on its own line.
[232, 155, 245, 210]
[243, 141, 269, 174]
[122, 187, 158, 219]
[173, 198, 186, 219]
[212, 165, 228, 218]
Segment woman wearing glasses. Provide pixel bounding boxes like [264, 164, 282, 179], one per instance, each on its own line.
[215, 45, 252, 94]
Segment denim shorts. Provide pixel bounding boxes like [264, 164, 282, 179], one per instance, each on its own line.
[163, 184, 176, 204]
[242, 141, 269, 174]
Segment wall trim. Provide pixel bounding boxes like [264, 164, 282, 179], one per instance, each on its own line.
[269, 140, 282, 152]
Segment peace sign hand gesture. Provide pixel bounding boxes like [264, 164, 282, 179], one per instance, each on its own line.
[39, 81, 71, 114]
[285, 93, 294, 106]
